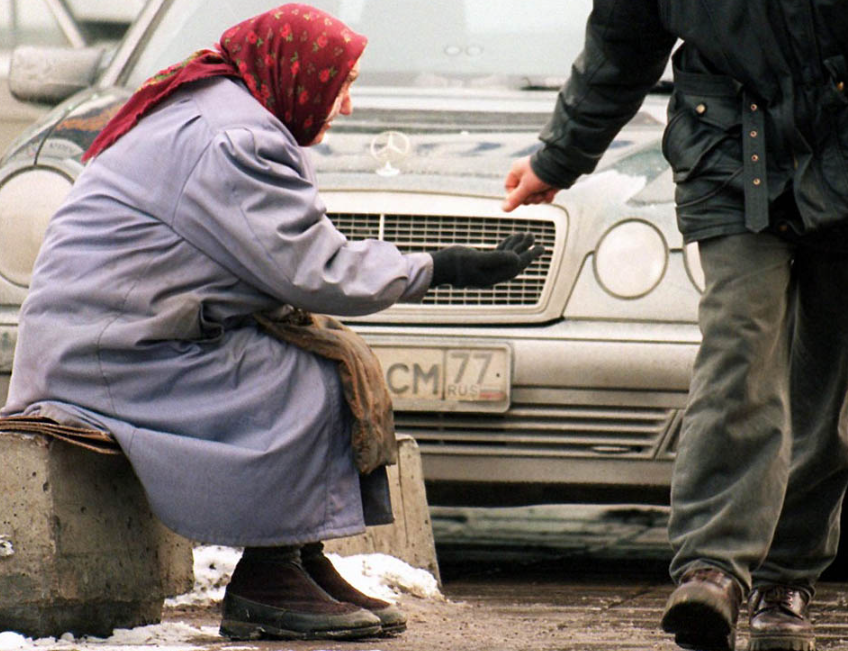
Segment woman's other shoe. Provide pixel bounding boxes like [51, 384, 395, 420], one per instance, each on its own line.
[301, 541, 408, 635]
[219, 546, 382, 641]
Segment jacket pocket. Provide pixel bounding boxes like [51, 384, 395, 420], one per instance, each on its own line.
[662, 72, 744, 208]
[824, 55, 848, 148]
[815, 55, 848, 193]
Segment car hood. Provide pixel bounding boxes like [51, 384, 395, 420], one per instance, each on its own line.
[312, 89, 670, 198]
[1, 86, 131, 166]
[2, 85, 670, 204]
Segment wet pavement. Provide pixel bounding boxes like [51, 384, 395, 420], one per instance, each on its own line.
[163, 505, 848, 650]
[432, 504, 848, 650]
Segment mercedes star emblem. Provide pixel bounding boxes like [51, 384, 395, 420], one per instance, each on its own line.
[370, 130, 411, 177]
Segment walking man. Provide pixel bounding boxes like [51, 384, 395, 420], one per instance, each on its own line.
[503, 2, 848, 650]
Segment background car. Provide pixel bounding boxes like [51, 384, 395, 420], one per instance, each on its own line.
[0, 0, 699, 511]
[0, 0, 142, 152]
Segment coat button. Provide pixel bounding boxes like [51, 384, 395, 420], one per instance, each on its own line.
[695, 103, 707, 114]
[750, 103, 758, 111]
[778, 223, 789, 233]
[753, 178, 762, 186]
[837, 81, 845, 92]
[749, 130, 758, 138]
[751, 154, 759, 162]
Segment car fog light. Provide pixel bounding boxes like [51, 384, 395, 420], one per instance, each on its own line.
[0, 167, 73, 287]
[594, 219, 668, 299]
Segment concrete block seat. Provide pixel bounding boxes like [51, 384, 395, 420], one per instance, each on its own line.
[0, 418, 439, 638]
[0, 417, 194, 638]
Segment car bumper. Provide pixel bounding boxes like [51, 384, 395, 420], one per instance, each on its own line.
[355, 319, 700, 505]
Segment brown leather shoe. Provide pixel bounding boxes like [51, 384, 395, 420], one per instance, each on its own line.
[748, 585, 815, 651]
[302, 542, 407, 635]
[219, 546, 381, 641]
[661, 567, 743, 651]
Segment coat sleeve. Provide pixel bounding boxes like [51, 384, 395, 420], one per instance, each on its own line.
[172, 124, 432, 315]
[531, 0, 677, 188]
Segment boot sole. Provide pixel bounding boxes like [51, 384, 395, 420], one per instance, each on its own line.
[378, 621, 407, 636]
[220, 618, 382, 641]
[661, 601, 735, 651]
[748, 633, 815, 651]
[371, 605, 407, 636]
[220, 593, 382, 641]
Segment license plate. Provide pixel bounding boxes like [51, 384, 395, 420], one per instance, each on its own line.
[371, 343, 511, 412]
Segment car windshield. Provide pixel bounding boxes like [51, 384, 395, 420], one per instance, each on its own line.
[123, 0, 592, 90]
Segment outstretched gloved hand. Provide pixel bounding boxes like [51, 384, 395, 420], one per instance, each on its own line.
[429, 233, 545, 288]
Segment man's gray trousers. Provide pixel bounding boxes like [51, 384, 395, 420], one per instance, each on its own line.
[668, 231, 848, 592]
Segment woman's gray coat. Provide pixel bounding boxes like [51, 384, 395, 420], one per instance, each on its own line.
[1, 76, 432, 546]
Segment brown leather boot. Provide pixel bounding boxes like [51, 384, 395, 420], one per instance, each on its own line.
[219, 546, 381, 641]
[661, 567, 744, 651]
[748, 585, 815, 651]
[301, 541, 407, 635]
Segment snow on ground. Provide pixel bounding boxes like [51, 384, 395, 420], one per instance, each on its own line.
[0, 624, 222, 651]
[0, 545, 442, 651]
[163, 545, 241, 608]
[326, 552, 442, 602]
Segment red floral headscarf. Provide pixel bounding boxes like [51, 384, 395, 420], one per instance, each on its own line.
[82, 4, 367, 161]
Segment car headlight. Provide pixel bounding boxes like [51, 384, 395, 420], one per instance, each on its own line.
[0, 167, 73, 287]
[593, 219, 668, 299]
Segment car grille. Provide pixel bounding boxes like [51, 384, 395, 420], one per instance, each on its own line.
[394, 403, 681, 459]
[329, 212, 557, 306]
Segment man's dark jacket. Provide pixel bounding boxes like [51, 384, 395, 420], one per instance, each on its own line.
[531, 0, 848, 242]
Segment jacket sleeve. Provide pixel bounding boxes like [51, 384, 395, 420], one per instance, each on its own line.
[172, 124, 432, 316]
[531, 0, 677, 188]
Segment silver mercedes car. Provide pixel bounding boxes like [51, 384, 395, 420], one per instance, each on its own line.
[0, 0, 700, 508]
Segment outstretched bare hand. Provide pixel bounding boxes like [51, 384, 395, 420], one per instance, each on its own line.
[502, 156, 559, 212]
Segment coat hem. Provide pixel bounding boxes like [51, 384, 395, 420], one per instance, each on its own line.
[157, 517, 369, 548]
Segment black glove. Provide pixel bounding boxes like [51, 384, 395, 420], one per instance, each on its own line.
[429, 233, 545, 288]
